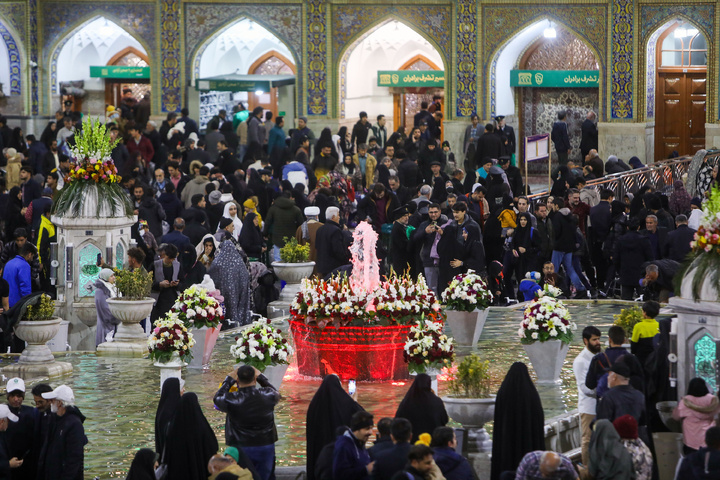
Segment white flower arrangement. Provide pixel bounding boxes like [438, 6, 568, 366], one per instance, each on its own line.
[441, 270, 493, 312]
[290, 276, 366, 325]
[403, 318, 455, 374]
[171, 285, 224, 329]
[518, 285, 575, 344]
[230, 318, 294, 370]
[148, 312, 196, 363]
[373, 274, 442, 325]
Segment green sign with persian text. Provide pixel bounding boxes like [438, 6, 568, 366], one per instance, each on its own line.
[510, 70, 599, 88]
[377, 71, 444, 88]
[90, 66, 150, 79]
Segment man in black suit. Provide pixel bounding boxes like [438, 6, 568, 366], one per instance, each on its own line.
[589, 188, 614, 292]
[388, 175, 411, 206]
[413, 102, 433, 128]
[663, 214, 696, 262]
[19, 166, 42, 207]
[473, 123, 503, 170]
[640, 214, 668, 261]
[314, 206, 350, 277]
[551, 111, 571, 165]
[495, 116, 516, 157]
[579, 111, 598, 160]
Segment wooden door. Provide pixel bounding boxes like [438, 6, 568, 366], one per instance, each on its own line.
[655, 72, 706, 160]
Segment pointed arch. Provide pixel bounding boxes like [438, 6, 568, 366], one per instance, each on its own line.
[47, 14, 153, 96]
[0, 19, 23, 97]
[399, 55, 441, 72]
[189, 16, 299, 83]
[108, 46, 149, 67]
[248, 51, 297, 75]
[337, 17, 447, 119]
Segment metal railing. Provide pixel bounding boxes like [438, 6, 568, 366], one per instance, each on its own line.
[527, 151, 720, 203]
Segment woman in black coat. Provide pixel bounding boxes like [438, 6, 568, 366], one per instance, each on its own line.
[126, 448, 158, 480]
[155, 378, 182, 462]
[164, 392, 218, 480]
[511, 212, 540, 282]
[395, 373, 448, 443]
[4, 187, 26, 243]
[613, 218, 653, 300]
[238, 212, 265, 261]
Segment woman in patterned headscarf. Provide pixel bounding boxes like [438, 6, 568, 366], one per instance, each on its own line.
[208, 240, 252, 328]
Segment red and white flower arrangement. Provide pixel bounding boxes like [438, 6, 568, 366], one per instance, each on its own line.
[373, 273, 442, 325]
[171, 285, 224, 329]
[403, 317, 455, 374]
[148, 312, 195, 363]
[518, 284, 575, 344]
[230, 318, 293, 370]
[441, 270, 493, 312]
[290, 276, 366, 325]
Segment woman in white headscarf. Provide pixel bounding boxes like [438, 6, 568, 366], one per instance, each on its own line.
[94, 268, 119, 347]
[220, 202, 243, 240]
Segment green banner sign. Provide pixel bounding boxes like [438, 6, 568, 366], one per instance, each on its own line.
[510, 70, 599, 88]
[89, 66, 150, 79]
[377, 71, 444, 88]
[196, 79, 271, 92]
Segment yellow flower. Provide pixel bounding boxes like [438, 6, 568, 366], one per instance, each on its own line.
[415, 433, 432, 446]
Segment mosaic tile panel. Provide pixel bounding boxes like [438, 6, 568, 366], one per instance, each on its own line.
[0, 22, 21, 95]
[160, 0, 181, 112]
[645, 27, 664, 119]
[306, 0, 327, 115]
[0, 2, 26, 41]
[28, 0, 39, 114]
[456, 0, 477, 117]
[640, 4, 714, 41]
[611, 0, 633, 119]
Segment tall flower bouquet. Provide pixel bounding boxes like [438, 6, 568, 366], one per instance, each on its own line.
[403, 317, 455, 374]
[441, 270, 493, 312]
[230, 318, 293, 370]
[518, 284, 575, 344]
[148, 313, 195, 363]
[171, 285, 224, 329]
[677, 185, 720, 300]
[290, 276, 366, 326]
[52, 118, 134, 218]
[372, 273, 442, 325]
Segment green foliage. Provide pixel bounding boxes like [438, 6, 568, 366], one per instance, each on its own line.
[447, 354, 492, 398]
[114, 268, 153, 300]
[52, 176, 134, 218]
[73, 118, 120, 160]
[279, 237, 310, 263]
[613, 306, 644, 335]
[24, 294, 56, 321]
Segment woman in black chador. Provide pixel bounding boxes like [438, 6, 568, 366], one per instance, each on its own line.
[395, 373, 448, 443]
[490, 362, 545, 480]
[154, 378, 181, 463]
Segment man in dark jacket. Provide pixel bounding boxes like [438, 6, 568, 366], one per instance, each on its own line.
[263, 191, 305, 262]
[676, 427, 720, 480]
[579, 111, 598, 160]
[640, 214, 668, 260]
[351, 112, 371, 151]
[640, 259, 680, 303]
[437, 202, 485, 291]
[20, 166, 42, 207]
[535, 203, 554, 267]
[596, 362, 650, 447]
[390, 445, 434, 480]
[498, 156, 523, 198]
[357, 184, 399, 234]
[585, 325, 630, 399]
[37, 385, 87, 480]
[133, 185, 166, 240]
[160, 218, 193, 251]
[615, 218, 653, 300]
[398, 155, 422, 191]
[431, 427, 474, 480]
[0, 228, 41, 288]
[551, 111, 571, 165]
[588, 189, 614, 292]
[5, 377, 36, 479]
[315, 207, 351, 277]
[390, 206, 411, 274]
[0, 403, 21, 478]
[550, 198, 586, 296]
[368, 418, 393, 460]
[25, 135, 48, 175]
[473, 124, 503, 170]
[412, 204, 447, 295]
[373, 418, 412, 480]
[333, 411, 374, 480]
[214, 365, 281, 480]
[663, 214, 695, 262]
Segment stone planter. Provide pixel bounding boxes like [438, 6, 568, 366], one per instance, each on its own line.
[445, 309, 489, 347]
[410, 367, 442, 393]
[656, 401, 682, 433]
[188, 326, 221, 369]
[3, 317, 73, 377]
[154, 351, 186, 391]
[272, 262, 316, 303]
[97, 298, 155, 357]
[441, 396, 496, 452]
[523, 340, 570, 384]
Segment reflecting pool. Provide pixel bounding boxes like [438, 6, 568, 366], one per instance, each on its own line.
[0, 301, 626, 478]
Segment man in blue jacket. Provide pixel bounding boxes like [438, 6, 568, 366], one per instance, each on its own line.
[332, 411, 374, 480]
[3, 243, 35, 307]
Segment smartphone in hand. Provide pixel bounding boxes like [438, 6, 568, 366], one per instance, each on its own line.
[348, 379, 356, 396]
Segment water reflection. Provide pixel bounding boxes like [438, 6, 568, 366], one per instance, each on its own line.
[0, 303, 618, 478]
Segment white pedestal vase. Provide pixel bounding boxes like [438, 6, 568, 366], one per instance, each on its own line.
[188, 326, 221, 369]
[445, 309, 489, 347]
[261, 363, 290, 389]
[97, 298, 155, 357]
[522, 340, 570, 384]
[410, 367, 441, 393]
[2, 318, 73, 377]
[441, 396, 496, 453]
[155, 352, 186, 390]
[271, 262, 316, 303]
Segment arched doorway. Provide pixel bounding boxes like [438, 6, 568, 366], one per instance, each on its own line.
[105, 47, 150, 114]
[54, 17, 150, 117]
[341, 20, 445, 134]
[653, 21, 707, 160]
[247, 51, 296, 118]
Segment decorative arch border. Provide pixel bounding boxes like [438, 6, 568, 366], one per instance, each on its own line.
[248, 51, 297, 75]
[481, 6, 607, 120]
[486, 14, 606, 120]
[0, 20, 23, 96]
[399, 55, 441, 72]
[108, 46, 150, 66]
[46, 13, 155, 96]
[335, 16, 450, 119]
[639, 7, 716, 122]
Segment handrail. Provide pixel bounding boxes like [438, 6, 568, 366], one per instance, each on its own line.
[527, 151, 720, 204]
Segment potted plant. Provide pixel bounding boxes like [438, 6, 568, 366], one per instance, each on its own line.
[272, 237, 315, 285]
[149, 312, 195, 387]
[613, 306, 642, 348]
[441, 270, 494, 346]
[171, 285, 225, 369]
[441, 354, 495, 452]
[107, 268, 155, 343]
[14, 294, 62, 365]
[518, 284, 576, 384]
[230, 318, 294, 388]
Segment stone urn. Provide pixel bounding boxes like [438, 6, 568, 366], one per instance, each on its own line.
[445, 309, 489, 347]
[523, 340, 570, 384]
[97, 297, 155, 356]
[154, 351, 187, 391]
[261, 363, 290, 389]
[441, 396, 496, 452]
[188, 326, 221, 369]
[14, 317, 63, 364]
[410, 367, 442, 393]
[271, 261, 316, 302]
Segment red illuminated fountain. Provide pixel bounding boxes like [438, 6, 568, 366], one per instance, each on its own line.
[289, 222, 444, 381]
